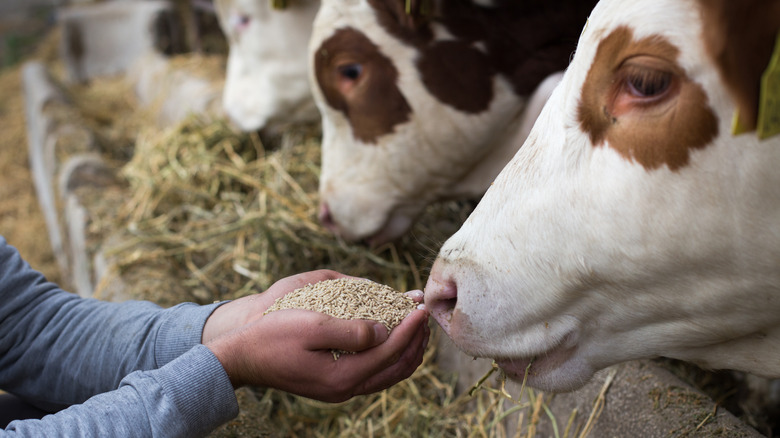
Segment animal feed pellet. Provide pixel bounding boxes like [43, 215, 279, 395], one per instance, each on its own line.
[264, 278, 417, 359]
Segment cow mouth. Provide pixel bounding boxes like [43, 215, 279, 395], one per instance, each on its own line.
[365, 213, 415, 246]
[490, 332, 580, 387]
[319, 197, 422, 245]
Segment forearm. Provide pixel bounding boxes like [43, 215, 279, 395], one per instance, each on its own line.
[1, 345, 238, 437]
[0, 236, 225, 407]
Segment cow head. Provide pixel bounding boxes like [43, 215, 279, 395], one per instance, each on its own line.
[309, 0, 594, 244]
[215, 0, 320, 131]
[426, 0, 780, 392]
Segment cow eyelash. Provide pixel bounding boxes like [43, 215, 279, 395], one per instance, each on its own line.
[622, 65, 673, 99]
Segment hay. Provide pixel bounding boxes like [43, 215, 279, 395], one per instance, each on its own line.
[102, 115, 463, 303]
[92, 114, 569, 436]
[245, 330, 547, 438]
[53, 53, 577, 436]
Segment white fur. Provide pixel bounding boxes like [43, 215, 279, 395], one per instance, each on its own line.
[426, 0, 780, 392]
[215, 0, 320, 131]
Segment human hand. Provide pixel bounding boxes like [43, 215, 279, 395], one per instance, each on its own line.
[204, 270, 430, 402]
[202, 270, 350, 345]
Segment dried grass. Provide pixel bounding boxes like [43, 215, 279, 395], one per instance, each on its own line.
[58, 54, 594, 437]
[92, 113, 579, 437]
[105, 118, 418, 302]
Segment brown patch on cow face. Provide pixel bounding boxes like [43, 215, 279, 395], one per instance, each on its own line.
[577, 26, 719, 171]
[367, 0, 434, 46]
[417, 41, 494, 113]
[367, 0, 598, 113]
[697, 0, 780, 130]
[314, 27, 412, 144]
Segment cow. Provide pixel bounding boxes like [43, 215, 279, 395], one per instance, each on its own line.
[425, 0, 780, 393]
[215, 0, 320, 131]
[309, 0, 598, 244]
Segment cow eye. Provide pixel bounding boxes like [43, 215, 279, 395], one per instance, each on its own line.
[231, 14, 251, 31]
[625, 67, 672, 98]
[337, 63, 363, 81]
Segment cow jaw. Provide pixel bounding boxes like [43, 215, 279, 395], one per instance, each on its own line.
[316, 111, 464, 243]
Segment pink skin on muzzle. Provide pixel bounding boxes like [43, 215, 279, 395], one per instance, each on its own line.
[424, 260, 585, 391]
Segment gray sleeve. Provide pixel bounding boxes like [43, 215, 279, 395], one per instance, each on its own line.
[0, 233, 240, 423]
[2, 344, 239, 437]
[0, 235, 227, 410]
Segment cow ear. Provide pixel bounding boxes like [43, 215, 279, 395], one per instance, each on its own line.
[700, 0, 780, 131]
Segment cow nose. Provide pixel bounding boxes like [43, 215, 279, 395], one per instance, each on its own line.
[424, 269, 458, 335]
[318, 202, 338, 233]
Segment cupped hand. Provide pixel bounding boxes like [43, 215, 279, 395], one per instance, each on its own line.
[203, 270, 430, 402]
[202, 270, 349, 344]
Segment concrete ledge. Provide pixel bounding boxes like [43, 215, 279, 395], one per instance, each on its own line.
[22, 60, 118, 294]
[436, 332, 763, 436]
[22, 61, 73, 280]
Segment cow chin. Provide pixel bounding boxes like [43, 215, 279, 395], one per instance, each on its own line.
[447, 316, 595, 393]
[320, 188, 425, 245]
[364, 212, 416, 246]
[426, 259, 598, 393]
[340, 208, 418, 246]
[493, 343, 595, 393]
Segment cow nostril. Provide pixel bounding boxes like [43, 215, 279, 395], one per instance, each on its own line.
[425, 278, 458, 333]
[319, 202, 333, 226]
[436, 298, 457, 319]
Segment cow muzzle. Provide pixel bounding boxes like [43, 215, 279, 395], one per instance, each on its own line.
[424, 259, 459, 337]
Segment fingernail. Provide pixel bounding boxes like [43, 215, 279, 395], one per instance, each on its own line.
[417, 303, 426, 311]
[405, 290, 424, 300]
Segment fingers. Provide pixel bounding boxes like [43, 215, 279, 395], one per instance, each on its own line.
[353, 312, 430, 395]
[405, 290, 424, 303]
[338, 308, 430, 385]
[304, 315, 389, 352]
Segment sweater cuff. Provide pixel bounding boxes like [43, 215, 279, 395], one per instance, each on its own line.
[153, 344, 239, 434]
[155, 301, 229, 366]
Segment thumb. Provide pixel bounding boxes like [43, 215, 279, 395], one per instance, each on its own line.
[307, 317, 389, 353]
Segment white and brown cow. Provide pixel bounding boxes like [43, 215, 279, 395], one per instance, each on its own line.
[215, 0, 320, 131]
[425, 0, 780, 393]
[310, 0, 597, 244]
